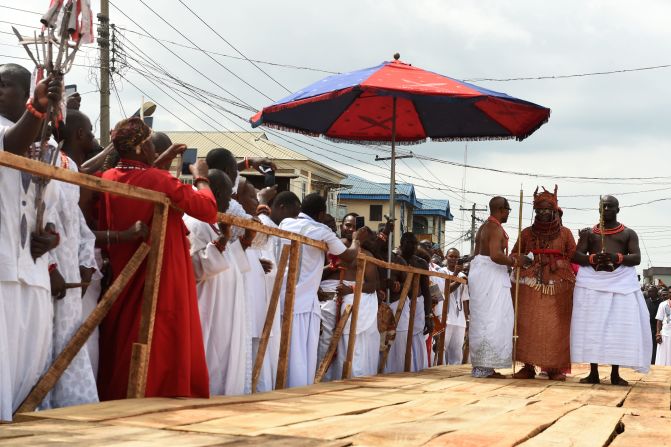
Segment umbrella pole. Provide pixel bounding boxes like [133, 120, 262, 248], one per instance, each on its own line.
[387, 96, 397, 304]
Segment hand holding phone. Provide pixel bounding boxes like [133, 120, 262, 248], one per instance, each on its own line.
[259, 164, 275, 187]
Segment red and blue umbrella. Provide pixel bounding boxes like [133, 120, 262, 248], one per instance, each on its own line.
[250, 56, 550, 144]
[250, 55, 551, 313]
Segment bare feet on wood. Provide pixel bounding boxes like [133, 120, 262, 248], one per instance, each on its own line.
[610, 375, 629, 386]
[579, 374, 600, 384]
[512, 365, 535, 379]
[486, 371, 507, 379]
[547, 372, 566, 381]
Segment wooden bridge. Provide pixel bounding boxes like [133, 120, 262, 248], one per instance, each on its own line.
[1, 363, 669, 446]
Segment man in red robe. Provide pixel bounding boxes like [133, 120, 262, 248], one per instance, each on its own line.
[97, 118, 217, 400]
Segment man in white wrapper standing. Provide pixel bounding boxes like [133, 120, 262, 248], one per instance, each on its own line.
[184, 169, 251, 396]
[256, 191, 302, 389]
[469, 197, 519, 378]
[42, 110, 99, 408]
[655, 296, 671, 366]
[318, 213, 379, 380]
[434, 248, 469, 365]
[571, 195, 651, 385]
[0, 64, 63, 421]
[236, 177, 277, 392]
[278, 193, 364, 388]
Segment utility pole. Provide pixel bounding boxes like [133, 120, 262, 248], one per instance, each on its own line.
[374, 150, 413, 248]
[460, 203, 487, 255]
[97, 0, 110, 146]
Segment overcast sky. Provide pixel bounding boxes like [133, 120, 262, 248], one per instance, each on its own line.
[3, 0, 671, 271]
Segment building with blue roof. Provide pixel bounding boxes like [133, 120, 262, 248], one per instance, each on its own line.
[338, 175, 453, 248]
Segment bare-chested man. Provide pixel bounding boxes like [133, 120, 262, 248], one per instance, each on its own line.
[571, 195, 652, 385]
[317, 213, 378, 380]
[469, 196, 519, 378]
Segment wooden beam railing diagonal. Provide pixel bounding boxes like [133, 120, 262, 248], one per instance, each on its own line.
[1, 150, 468, 413]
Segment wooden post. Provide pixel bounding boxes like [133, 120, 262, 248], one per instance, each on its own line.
[314, 304, 352, 383]
[251, 245, 290, 393]
[15, 243, 150, 415]
[378, 272, 415, 374]
[436, 277, 452, 366]
[275, 240, 300, 389]
[127, 202, 169, 398]
[341, 258, 366, 380]
[404, 276, 420, 372]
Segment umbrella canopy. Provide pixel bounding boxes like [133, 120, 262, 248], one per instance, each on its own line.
[250, 57, 550, 144]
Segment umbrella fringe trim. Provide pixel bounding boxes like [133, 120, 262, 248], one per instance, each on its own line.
[323, 136, 427, 146]
[260, 123, 322, 137]
[516, 111, 551, 141]
[260, 109, 550, 143]
[430, 135, 514, 142]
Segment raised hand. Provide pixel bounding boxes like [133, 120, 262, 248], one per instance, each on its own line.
[31, 222, 59, 260]
[33, 75, 63, 112]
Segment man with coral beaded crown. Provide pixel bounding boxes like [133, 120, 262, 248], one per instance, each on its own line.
[571, 195, 652, 385]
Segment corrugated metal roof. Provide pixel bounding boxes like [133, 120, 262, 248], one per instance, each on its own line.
[338, 174, 420, 207]
[159, 131, 309, 160]
[339, 175, 453, 219]
[414, 198, 454, 220]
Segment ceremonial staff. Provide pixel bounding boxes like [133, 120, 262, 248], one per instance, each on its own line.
[512, 186, 523, 376]
[12, 0, 92, 231]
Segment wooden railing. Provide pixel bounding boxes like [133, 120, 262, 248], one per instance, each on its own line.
[0, 150, 466, 416]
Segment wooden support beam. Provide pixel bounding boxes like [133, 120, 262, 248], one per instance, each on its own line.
[217, 213, 327, 251]
[15, 243, 150, 415]
[0, 151, 167, 204]
[127, 203, 169, 398]
[360, 253, 466, 284]
[314, 304, 352, 384]
[378, 272, 415, 374]
[275, 240, 300, 389]
[404, 276, 420, 372]
[436, 277, 452, 366]
[251, 245, 290, 393]
[341, 258, 366, 380]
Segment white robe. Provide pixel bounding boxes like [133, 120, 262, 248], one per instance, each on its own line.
[318, 280, 380, 380]
[257, 214, 281, 389]
[184, 216, 252, 395]
[81, 248, 104, 377]
[468, 255, 513, 370]
[434, 269, 469, 365]
[41, 155, 98, 409]
[0, 121, 55, 421]
[244, 248, 275, 392]
[571, 265, 652, 373]
[317, 279, 339, 382]
[655, 300, 671, 366]
[384, 296, 428, 373]
[278, 213, 346, 388]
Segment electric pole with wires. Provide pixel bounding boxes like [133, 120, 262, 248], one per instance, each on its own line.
[460, 203, 487, 255]
[98, 0, 110, 145]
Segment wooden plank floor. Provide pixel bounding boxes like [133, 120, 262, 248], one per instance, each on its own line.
[1, 364, 669, 446]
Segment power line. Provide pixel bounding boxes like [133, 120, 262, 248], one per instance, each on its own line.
[135, 0, 276, 102]
[108, 22, 671, 210]
[4, 4, 671, 84]
[175, 0, 293, 94]
[108, 0, 259, 110]
[464, 64, 671, 82]
[115, 32, 256, 112]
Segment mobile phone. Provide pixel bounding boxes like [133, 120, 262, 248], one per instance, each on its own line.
[355, 216, 365, 230]
[181, 148, 198, 175]
[259, 164, 275, 187]
[65, 84, 77, 96]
